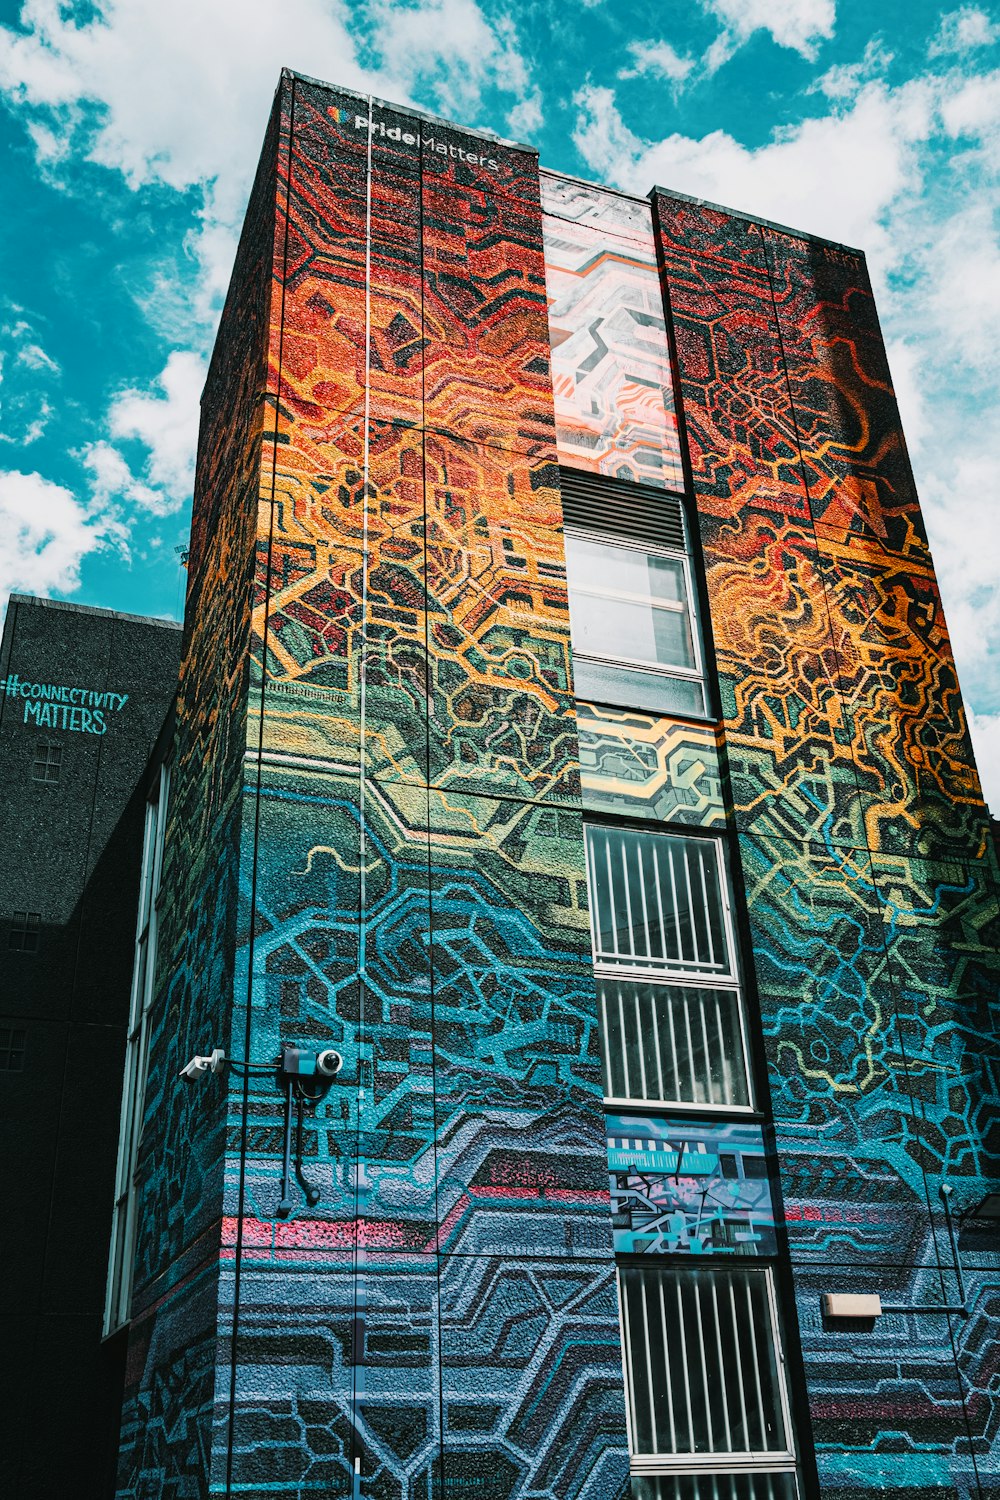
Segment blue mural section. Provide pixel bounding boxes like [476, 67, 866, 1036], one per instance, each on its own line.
[608, 1114, 776, 1257]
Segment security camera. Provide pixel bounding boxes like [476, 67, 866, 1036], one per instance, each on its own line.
[179, 1048, 226, 1083]
[316, 1048, 343, 1078]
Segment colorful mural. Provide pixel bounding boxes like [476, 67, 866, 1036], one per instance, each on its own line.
[608, 1114, 775, 1257]
[654, 189, 1000, 1498]
[542, 172, 684, 492]
[118, 74, 628, 1500]
[115, 73, 998, 1500]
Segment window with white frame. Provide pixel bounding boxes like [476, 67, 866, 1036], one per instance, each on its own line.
[585, 823, 751, 1110]
[619, 1264, 796, 1490]
[562, 469, 707, 718]
[104, 759, 170, 1336]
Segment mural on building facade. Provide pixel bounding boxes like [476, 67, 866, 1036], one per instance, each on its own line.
[608, 1114, 776, 1256]
[118, 74, 630, 1500]
[115, 70, 998, 1500]
[542, 172, 684, 492]
[654, 189, 1000, 1498]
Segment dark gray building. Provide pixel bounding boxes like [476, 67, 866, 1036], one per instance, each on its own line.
[0, 594, 181, 1497]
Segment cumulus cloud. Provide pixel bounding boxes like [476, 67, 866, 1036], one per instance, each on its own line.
[0, 469, 124, 600]
[930, 7, 1000, 58]
[368, 0, 531, 117]
[82, 351, 206, 518]
[108, 351, 205, 505]
[620, 39, 695, 88]
[699, 0, 836, 72]
[572, 76, 933, 260]
[507, 89, 543, 139]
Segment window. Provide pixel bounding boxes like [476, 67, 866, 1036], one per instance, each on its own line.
[0, 1026, 26, 1071]
[8, 911, 41, 953]
[588, 826, 733, 978]
[562, 469, 707, 717]
[620, 1264, 795, 1482]
[631, 1472, 798, 1499]
[586, 825, 750, 1110]
[105, 760, 170, 1335]
[31, 741, 62, 783]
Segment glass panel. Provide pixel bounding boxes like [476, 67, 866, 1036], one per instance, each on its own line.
[621, 1265, 789, 1458]
[567, 534, 687, 604]
[567, 536, 695, 672]
[631, 1475, 797, 1500]
[587, 826, 732, 978]
[571, 594, 694, 671]
[105, 766, 170, 1336]
[599, 979, 749, 1107]
[572, 658, 706, 717]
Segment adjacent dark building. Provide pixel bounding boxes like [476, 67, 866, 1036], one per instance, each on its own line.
[0, 595, 181, 1496]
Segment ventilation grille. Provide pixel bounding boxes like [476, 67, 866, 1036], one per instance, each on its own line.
[560, 467, 686, 551]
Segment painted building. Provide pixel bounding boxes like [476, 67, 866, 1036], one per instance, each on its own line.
[2, 67, 997, 1500]
[0, 595, 181, 1497]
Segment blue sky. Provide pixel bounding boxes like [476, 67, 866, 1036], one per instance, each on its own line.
[0, 0, 998, 808]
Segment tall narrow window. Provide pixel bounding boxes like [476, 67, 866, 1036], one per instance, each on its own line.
[562, 470, 707, 717]
[585, 824, 751, 1110]
[620, 1264, 795, 1485]
[31, 741, 62, 783]
[8, 911, 41, 953]
[0, 1026, 26, 1071]
[104, 759, 170, 1335]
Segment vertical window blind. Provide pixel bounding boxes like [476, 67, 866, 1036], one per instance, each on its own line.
[598, 978, 749, 1108]
[586, 825, 732, 978]
[619, 1265, 791, 1462]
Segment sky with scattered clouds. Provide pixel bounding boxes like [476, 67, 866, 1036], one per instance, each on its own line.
[0, 0, 998, 808]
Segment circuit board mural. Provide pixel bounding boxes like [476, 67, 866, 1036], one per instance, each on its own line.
[578, 702, 724, 825]
[117, 72, 629, 1500]
[608, 1114, 775, 1257]
[654, 188, 1000, 1498]
[116, 75, 999, 1500]
[542, 172, 684, 492]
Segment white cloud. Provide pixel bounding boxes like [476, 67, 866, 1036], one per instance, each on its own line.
[0, 469, 123, 599]
[108, 351, 205, 505]
[16, 341, 59, 373]
[620, 39, 695, 88]
[0, 0, 381, 210]
[82, 350, 206, 518]
[507, 89, 543, 139]
[930, 7, 1000, 59]
[699, 0, 836, 72]
[966, 707, 1000, 815]
[368, 0, 530, 118]
[572, 77, 933, 262]
[0, 310, 60, 446]
[813, 36, 893, 99]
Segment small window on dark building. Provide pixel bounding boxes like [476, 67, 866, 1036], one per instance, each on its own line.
[32, 741, 62, 784]
[9, 911, 41, 953]
[0, 1027, 26, 1071]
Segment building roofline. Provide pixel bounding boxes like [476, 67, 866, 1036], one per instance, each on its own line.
[279, 75, 866, 256]
[649, 184, 866, 259]
[282, 69, 539, 156]
[7, 593, 183, 630]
